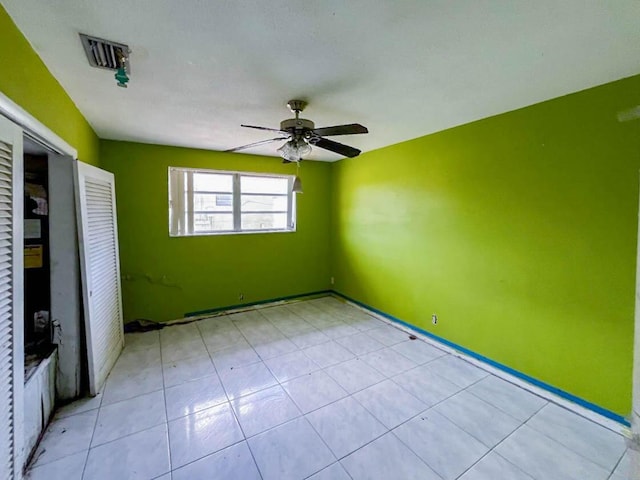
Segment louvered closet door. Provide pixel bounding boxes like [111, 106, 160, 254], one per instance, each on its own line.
[75, 162, 123, 395]
[0, 116, 23, 480]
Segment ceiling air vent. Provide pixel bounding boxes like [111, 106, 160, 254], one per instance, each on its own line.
[79, 33, 130, 72]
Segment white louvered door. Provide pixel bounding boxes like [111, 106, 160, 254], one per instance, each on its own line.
[74, 162, 123, 395]
[0, 116, 23, 479]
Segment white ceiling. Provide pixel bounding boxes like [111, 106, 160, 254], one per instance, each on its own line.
[3, 1, 640, 161]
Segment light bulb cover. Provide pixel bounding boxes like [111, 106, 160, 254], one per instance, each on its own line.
[278, 138, 312, 162]
[292, 176, 303, 194]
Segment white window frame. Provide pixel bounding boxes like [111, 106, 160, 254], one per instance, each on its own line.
[169, 167, 297, 236]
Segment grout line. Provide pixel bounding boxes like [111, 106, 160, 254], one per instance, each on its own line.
[200, 312, 266, 480]
[607, 449, 627, 480]
[117, 297, 617, 479]
[158, 325, 172, 478]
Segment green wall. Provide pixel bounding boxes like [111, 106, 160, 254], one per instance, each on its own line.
[0, 5, 99, 165]
[101, 140, 332, 322]
[331, 74, 640, 416]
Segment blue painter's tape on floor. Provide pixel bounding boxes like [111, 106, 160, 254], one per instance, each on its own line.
[331, 290, 630, 427]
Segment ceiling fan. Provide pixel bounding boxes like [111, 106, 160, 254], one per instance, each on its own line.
[226, 100, 368, 162]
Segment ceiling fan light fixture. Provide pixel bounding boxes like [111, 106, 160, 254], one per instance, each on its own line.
[278, 138, 311, 162]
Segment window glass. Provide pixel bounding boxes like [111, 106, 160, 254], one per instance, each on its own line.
[241, 213, 288, 230]
[194, 172, 232, 192]
[194, 213, 233, 232]
[240, 195, 287, 212]
[169, 168, 295, 236]
[194, 193, 232, 212]
[241, 176, 288, 194]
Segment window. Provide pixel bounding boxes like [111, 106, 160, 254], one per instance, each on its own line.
[169, 167, 296, 236]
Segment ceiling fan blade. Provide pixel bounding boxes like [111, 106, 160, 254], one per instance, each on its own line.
[241, 124, 288, 134]
[225, 137, 289, 153]
[313, 137, 362, 158]
[312, 123, 368, 137]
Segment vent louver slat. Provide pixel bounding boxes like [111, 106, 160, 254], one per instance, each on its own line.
[79, 34, 130, 72]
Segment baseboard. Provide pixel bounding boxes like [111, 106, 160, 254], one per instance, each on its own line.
[184, 290, 333, 318]
[330, 290, 631, 430]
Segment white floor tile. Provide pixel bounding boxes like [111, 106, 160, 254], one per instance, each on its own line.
[343, 315, 386, 332]
[172, 442, 261, 480]
[393, 364, 462, 406]
[307, 462, 352, 480]
[306, 396, 387, 459]
[210, 341, 261, 370]
[168, 402, 244, 469]
[335, 331, 385, 355]
[196, 316, 237, 336]
[467, 375, 547, 421]
[160, 323, 201, 345]
[247, 417, 335, 480]
[353, 379, 427, 428]
[394, 410, 489, 480]
[495, 425, 610, 480]
[84, 424, 170, 480]
[112, 346, 162, 374]
[424, 354, 488, 388]
[525, 403, 627, 471]
[124, 331, 160, 351]
[264, 350, 320, 382]
[163, 355, 216, 387]
[434, 390, 522, 447]
[161, 337, 209, 364]
[360, 347, 417, 377]
[253, 337, 299, 360]
[242, 327, 284, 346]
[271, 319, 315, 337]
[365, 325, 410, 346]
[33, 410, 97, 466]
[309, 317, 343, 330]
[458, 452, 534, 480]
[391, 339, 446, 364]
[321, 322, 359, 339]
[325, 358, 386, 394]
[54, 393, 102, 419]
[303, 341, 354, 368]
[231, 385, 301, 437]
[341, 432, 441, 480]
[281, 370, 348, 413]
[611, 449, 635, 479]
[27, 450, 86, 480]
[165, 374, 227, 420]
[289, 329, 331, 349]
[201, 328, 245, 353]
[92, 390, 166, 446]
[218, 361, 278, 400]
[102, 364, 164, 405]
[30, 298, 630, 480]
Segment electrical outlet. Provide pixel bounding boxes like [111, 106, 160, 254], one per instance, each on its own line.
[432, 314, 438, 325]
[330, 277, 335, 285]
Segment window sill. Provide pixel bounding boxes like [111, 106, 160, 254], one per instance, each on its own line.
[169, 228, 297, 238]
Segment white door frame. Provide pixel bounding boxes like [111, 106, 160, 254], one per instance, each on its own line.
[0, 92, 79, 478]
[0, 92, 77, 159]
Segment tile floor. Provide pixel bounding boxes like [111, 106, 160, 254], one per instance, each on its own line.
[26, 296, 633, 480]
